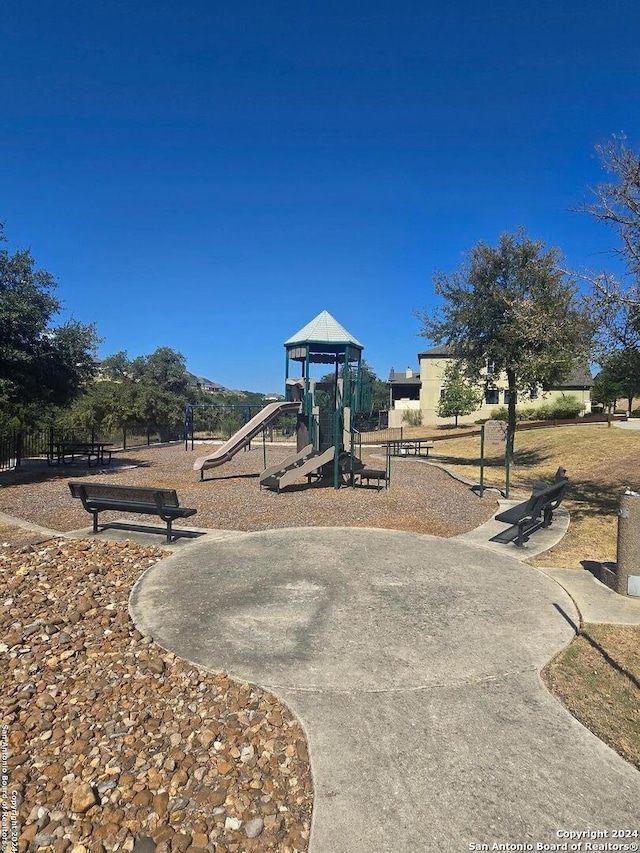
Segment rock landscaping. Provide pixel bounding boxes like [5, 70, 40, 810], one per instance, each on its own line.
[1, 537, 313, 852]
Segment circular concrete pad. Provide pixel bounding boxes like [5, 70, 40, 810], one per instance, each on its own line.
[130, 527, 640, 853]
[130, 527, 578, 691]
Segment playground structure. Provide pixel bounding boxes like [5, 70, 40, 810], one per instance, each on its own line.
[193, 310, 376, 490]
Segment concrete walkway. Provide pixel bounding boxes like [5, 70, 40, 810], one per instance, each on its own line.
[129, 527, 640, 853]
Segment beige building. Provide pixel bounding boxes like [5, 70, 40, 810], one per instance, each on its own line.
[387, 345, 594, 427]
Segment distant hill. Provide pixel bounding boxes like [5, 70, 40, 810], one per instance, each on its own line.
[186, 371, 227, 393]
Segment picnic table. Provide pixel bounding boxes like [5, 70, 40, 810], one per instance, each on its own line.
[47, 441, 113, 467]
[388, 439, 435, 458]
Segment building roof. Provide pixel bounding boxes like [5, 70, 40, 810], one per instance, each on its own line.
[388, 370, 421, 384]
[418, 343, 453, 357]
[284, 310, 363, 348]
[548, 365, 594, 388]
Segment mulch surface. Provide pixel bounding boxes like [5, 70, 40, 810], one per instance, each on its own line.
[0, 443, 497, 537]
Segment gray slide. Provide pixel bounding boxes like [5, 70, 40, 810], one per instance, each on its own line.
[193, 401, 300, 473]
[260, 445, 336, 492]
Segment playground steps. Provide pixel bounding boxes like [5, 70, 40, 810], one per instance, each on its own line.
[260, 445, 336, 492]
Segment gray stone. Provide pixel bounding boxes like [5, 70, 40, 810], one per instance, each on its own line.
[244, 817, 264, 838]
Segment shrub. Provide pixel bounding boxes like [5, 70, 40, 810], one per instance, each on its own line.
[631, 408, 640, 418]
[491, 396, 584, 423]
[402, 409, 423, 427]
[489, 406, 509, 421]
[547, 396, 585, 419]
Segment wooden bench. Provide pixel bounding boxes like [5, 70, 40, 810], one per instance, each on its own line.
[490, 471, 568, 547]
[69, 482, 197, 543]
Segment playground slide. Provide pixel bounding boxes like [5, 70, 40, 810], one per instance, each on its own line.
[193, 401, 300, 473]
[260, 445, 336, 492]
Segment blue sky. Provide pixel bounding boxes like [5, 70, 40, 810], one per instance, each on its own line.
[2, 0, 639, 391]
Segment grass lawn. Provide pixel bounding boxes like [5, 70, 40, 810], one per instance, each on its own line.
[427, 423, 640, 569]
[542, 624, 640, 769]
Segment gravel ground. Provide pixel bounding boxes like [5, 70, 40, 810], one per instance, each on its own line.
[0, 443, 496, 852]
[1, 538, 312, 853]
[0, 443, 497, 536]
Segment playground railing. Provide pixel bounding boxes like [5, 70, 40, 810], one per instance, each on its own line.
[357, 427, 404, 445]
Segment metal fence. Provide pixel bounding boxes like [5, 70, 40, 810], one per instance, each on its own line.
[0, 424, 183, 471]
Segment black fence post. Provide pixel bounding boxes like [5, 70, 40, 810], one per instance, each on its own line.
[123, 427, 127, 450]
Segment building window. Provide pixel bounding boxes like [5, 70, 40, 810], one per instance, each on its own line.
[485, 388, 499, 405]
[504, 390, 517, 405]
[486, 359, 496, 376]
[530, 387, 539, 400]
[440, 386, 446, 400]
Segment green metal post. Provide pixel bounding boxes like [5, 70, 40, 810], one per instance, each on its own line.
[479, 424, 485, 497]
[262, 429, 267, 469]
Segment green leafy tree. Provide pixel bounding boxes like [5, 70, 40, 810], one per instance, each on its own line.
[598, 348, 640, 413]
[437, 360, 483, 426]
[70, 346, 194, 441]
[591, 368, 624, 414]
[0, 225, 99, 425]
[129, 346, 191, 396]
[417, 229, 593, 451]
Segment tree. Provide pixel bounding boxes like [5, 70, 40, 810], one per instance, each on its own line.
[576, 138, 640, 367]
[597, 348, 640, 414]
[417, 229, 593, 451]
[0, 225, 99, 424]
[437, 360, 483, 426]
[591, 369, 623, 414]
[129, 346, 191, 396]
[70, 346, 194, 440]
[581, 136, 640, 311]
